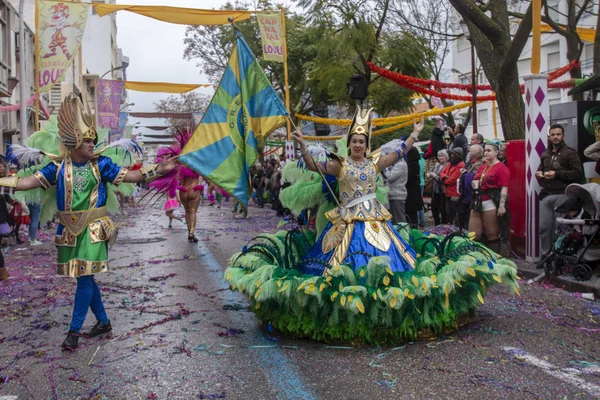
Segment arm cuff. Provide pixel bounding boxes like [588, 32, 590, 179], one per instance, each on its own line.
[0, 176, 18, 194]
[33, 171, 51, 190]
[112, 168, 128, 186]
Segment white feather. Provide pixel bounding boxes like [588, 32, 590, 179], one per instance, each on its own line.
[6, 144, 45, 166]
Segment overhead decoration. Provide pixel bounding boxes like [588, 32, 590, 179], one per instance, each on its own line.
[36, 0, 90, 92]
[540, 23, 596, 43]
[92, 4, 252, 25]
[123, 81, 211, 93]
[297, 101, 477, 128]
[367, 61, 578, 93]
[256, 13, 285, 62]
[179, 31, 288, 208]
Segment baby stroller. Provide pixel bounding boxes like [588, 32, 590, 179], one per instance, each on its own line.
[537, 183, 600, 281]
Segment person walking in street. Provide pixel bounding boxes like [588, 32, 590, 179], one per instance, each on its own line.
[469, 143, 511, 254]
[0, 94, 177, 350]
[0, 158, 11, 281]
[536, 124, 583, 260]
[9, 199, 30, 244]
[27, 201, 42, 245]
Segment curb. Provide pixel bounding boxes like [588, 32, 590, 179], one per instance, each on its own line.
[516, 267, 600, 300]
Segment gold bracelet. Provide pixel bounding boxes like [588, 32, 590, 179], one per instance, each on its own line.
[140, 164, 162, 182]
[0, 176, 18, 195]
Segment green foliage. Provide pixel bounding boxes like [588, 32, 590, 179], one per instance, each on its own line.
[375, 118, 437, 147]
[182, 0, 430, 119]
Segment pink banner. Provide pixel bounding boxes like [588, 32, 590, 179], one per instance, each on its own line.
[96, 79, 124, 129]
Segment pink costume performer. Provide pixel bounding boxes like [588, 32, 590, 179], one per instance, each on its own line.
[149, 130, 203, 242]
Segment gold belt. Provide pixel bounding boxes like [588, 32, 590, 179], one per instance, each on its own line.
[57, 207, 107, 236]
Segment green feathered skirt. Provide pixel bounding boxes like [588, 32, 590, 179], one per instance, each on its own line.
[224, 225, 520, 344]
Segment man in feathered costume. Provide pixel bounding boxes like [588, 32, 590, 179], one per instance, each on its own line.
[148, 129, 204, 242]
[0, 94, 177, 350]
[225, 106, 520, 344]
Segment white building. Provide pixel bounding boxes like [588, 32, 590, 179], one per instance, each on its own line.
[1, 0, 36, 153]
[451, 1, 598, 140]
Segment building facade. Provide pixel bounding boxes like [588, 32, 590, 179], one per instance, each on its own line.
[451, 1, 598, 140]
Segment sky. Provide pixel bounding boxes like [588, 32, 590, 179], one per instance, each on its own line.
[115, 0, 232, 134]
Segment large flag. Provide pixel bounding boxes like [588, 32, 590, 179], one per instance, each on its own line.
[179, 32, 288, 208]
[36, 1, 89, 92]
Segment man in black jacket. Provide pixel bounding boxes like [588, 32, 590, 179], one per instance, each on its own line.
[535, 124, 583, 258]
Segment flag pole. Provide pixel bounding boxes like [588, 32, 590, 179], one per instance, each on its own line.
[281, 10, 291, 141]
[287, 116, 341, 209]
[34, 0, 39, 130]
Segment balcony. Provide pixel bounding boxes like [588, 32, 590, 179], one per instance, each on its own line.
[0, 60, 11, 97]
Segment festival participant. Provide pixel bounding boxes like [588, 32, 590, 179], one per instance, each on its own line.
[225, 106, 519, 344]
[164, 193, 182, 228]
[469, 143, 510, 254]
[0, 158, 11, 281]
[0, 94, 176, 350]
[149, 130, 203, 243]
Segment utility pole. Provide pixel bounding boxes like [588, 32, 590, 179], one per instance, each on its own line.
[19, 0, 28, 143]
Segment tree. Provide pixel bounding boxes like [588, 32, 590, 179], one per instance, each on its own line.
[182, 0, 431, 123]
[509, 0, 595, 100]
[298, 0, 431, 115]
[390, 0, 463, 127]
[448, 0, 537, 141]
[154, 92, 211, 129]
[183, 1, 326, 116]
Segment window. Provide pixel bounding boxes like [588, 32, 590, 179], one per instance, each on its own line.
[478, 109, 489, 126]
[547, 52, 560, 71]
[478, 71, 486, 84]
[460, 76, 470, 86]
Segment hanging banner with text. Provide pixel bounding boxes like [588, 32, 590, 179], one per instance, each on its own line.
[36, 1, 89, 92]
[256, 13, 284, 63]
[96, 79, 125, 129]
[109, 112, 129, 142]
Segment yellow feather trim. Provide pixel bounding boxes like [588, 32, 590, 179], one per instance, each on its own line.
[356, 300, 365, 313]
[493, 275, 502, 283]
[319, 283, 326, 292]
[331, 291, 339, 301]
[278, 284, 289, 293]
[359, 269, 366, 277]
[466, 267, 476, 277]
[412, 276, 419, 286]
[254, 286, 263, 299]
[348, 295, 354, 303]
[341, 295, 347, 306]
[385, 267, 394, 275]
[477, 291, 484, 304]
[383, 275, 390, 286]
[256, 279, 261, 288]
[226, 272, 232, 281]
[430, 274, 437, 283]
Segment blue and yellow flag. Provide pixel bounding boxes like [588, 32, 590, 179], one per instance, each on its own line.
[180, 32, 288, 207]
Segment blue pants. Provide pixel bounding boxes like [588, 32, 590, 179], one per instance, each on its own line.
[69, 275, 109, 333]
[28, 203, 41, 241]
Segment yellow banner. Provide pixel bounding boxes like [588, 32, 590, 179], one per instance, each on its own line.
[92, 4, 252, 25]
[257, 13, 284, 62]
[36, 1, 89, 93]
[123, 81, 211, 93]
[540, 23, 596, 43]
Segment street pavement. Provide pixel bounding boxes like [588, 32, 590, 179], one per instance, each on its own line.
[0, 199, 599, 400]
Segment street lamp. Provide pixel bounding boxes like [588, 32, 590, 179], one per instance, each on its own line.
[99, 65, 125, 81]
[459, 20, 477, 134]
[119, 102, 135, 112]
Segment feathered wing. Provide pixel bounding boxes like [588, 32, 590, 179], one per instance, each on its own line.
[6, 145, 47, 167]
[96, 138, 143, 165]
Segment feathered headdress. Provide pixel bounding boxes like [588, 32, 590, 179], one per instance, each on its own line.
[57, 93, 96, 149]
